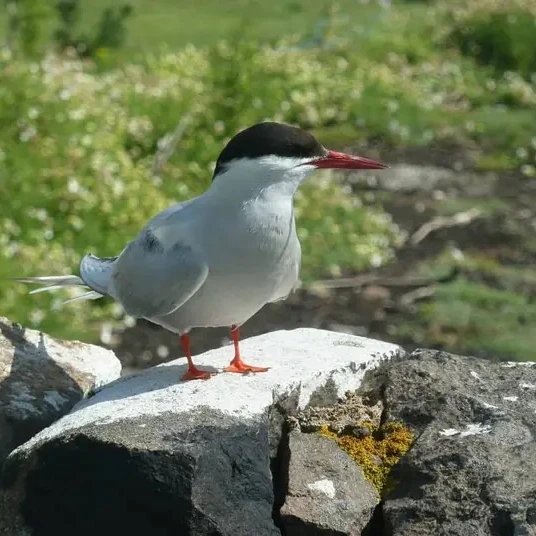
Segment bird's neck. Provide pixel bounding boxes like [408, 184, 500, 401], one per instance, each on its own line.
[207, 167, 301, 208]
[204, 165, 300, 248]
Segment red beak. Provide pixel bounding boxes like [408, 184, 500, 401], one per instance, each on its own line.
[313, 150, 388, 170]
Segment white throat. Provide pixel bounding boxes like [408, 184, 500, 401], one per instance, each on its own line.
[209, 155, 316, 203]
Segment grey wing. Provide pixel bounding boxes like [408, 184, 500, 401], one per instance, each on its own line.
[111, 229, 208, 318]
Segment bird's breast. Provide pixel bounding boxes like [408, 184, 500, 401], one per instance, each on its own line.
[204, 197, 297, 264]
[154, 199, 301, 331]
[198, 200, 300, 297]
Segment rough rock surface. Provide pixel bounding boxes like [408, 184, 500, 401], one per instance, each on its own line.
[280, 432, 378, 535]
[293, 392, 383, 434]
[0, 328, 399, 536]
[4, 328, 533, 536]
[377, 349, 536, 536]
[0, 317, 120, 467]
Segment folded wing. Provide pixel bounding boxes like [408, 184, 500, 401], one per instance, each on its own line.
[111, 227, 208, 318]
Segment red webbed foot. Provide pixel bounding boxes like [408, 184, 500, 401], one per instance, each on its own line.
[179, 333, 213, 381]
[225, 325, 270, 374]
[224, 359, 270, 374]
[181, 366, 213, 381]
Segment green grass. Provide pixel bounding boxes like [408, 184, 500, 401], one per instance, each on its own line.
[401, 250, 536, 361]
[397, 277, 536, 362]
[433, 197, 510, 217]
[0, 0, 389, 54]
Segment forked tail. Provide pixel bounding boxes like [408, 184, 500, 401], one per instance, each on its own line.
[14, 254, 117, 304]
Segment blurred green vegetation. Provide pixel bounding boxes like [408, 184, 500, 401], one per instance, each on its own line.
[398, 250, 536, 361]
[446, 0, 536, 79]
[398, 277, 536, 361]
[1, 0, 535, 355]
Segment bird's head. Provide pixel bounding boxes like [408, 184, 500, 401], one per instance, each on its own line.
[211, 121, 387, 195]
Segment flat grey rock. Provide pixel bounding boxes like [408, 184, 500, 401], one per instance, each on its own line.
[0, 328, 400, 536]
[0, 317, 120, 467]
[280, 432, 379, 535]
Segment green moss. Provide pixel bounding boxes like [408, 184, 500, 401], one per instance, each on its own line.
[319, 421, 414, 494]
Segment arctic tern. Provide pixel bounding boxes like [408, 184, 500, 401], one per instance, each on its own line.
[18, 121, 387, 380]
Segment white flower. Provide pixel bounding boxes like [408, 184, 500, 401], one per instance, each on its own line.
[19, 126, 37, 142]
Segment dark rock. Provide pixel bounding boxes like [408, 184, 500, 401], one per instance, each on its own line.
[1, 409, 278, 536]
[0, 317, 120, 468]
[6, 328, 533, 536]
[378, 349, 536, 536]
[280, 432, 379, 535]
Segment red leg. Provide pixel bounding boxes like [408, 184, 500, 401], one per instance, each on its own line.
[224, 326, 270, 374]
[180, 334, 212, 381]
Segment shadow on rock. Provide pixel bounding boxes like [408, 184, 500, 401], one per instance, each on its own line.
[0, 319, 83, 467]
[79, 362, 220, 411]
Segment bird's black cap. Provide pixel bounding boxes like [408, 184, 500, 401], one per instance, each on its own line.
[213, 122, 327, 179]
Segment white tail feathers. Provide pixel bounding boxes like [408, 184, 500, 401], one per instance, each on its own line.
[14, 274, 104, 305]
[16, 254, 116, 305]
[15, 275, 84, 286]
[29, 285, 71, 295]
[62, 291, 103, 304]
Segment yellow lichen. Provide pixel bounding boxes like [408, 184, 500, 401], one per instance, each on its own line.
[318, 421, 414, 494]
